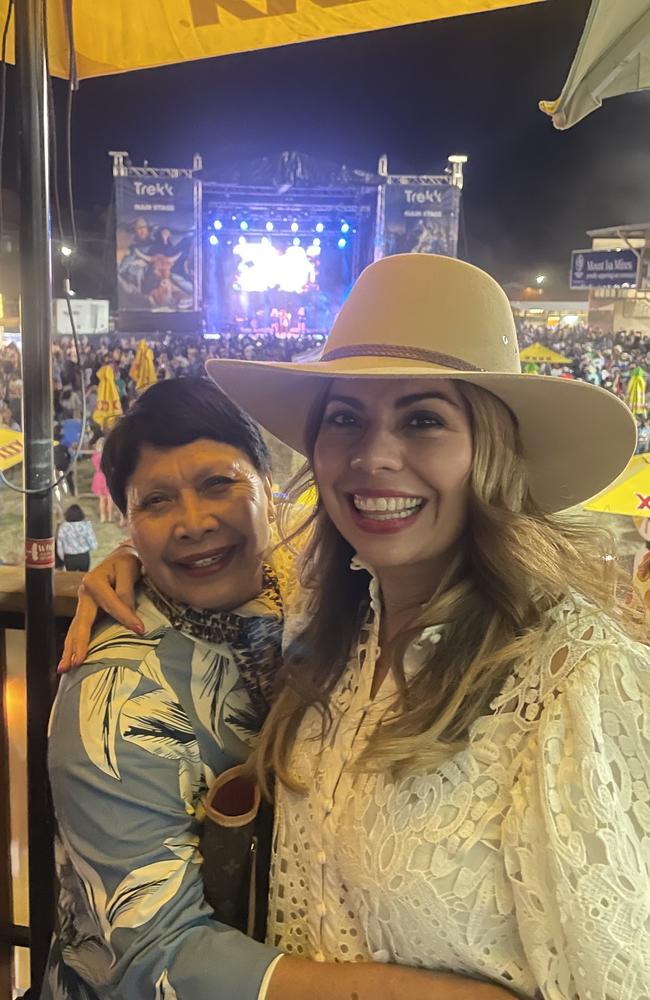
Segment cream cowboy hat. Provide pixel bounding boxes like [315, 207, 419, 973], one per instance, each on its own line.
[206, 253, 636, 513]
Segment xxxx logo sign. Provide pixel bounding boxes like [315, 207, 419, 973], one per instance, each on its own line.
[190, 0, 368, 27]
[636, 493, 650, 511]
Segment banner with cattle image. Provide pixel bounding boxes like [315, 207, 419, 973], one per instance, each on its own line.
[384, 180, 460, 259]
[116, 176, 198, 312]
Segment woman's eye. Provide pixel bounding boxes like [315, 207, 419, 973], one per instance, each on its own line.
[143, 494, 169, 510]
[407, 412, 445, 429]
[324, 410, 359, 428]
[204, 476, 233, 492]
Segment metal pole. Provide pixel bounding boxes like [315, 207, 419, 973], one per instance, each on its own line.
[15, 0, 56, 990]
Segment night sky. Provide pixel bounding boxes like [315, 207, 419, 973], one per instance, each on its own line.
[7, 0, 650, 296]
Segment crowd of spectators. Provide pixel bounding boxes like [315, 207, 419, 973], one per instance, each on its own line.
[515, 321, 650, 452]
[0, 321, 648, 451]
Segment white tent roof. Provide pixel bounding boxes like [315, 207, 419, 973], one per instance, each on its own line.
[539, 0, 650, 129]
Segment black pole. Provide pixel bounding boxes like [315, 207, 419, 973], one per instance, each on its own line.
[15, 0, 56, 990]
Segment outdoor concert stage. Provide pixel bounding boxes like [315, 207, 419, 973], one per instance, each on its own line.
[113, 152, 465, 336]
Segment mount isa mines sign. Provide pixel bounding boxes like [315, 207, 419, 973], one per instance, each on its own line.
[570, 248, 638, 289]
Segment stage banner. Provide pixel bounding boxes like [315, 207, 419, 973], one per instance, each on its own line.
[570, 248, 639, 289]
[116, 176, 198, 312]
[384, 182, 460, 258]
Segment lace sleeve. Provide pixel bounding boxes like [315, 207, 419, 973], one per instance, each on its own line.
[502, 636, 650, 1000]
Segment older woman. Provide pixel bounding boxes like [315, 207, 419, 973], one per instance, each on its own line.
[60, 255, 649, 1000]
[47, 374, 507, 1000]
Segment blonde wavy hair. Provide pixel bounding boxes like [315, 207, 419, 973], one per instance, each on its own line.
[254, 380, 648, 795]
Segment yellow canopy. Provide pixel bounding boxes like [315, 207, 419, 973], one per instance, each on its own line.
[0, 427, 23, 471]
[519, 342, 572, 365]
[2, 0, 541, 79]
[583, 454, 650, 518]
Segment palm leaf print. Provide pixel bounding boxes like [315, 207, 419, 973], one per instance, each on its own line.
[190, 644, 235, 745]
[119, 689, 201, 763]
[84, 622, 166, 665]
[224, 703, 266, 743]
[105, 835, 199, 932]
[79, 667, 141, 780]
[155, 969, 179, 999]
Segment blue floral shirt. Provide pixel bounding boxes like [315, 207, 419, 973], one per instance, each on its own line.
[42, 588, 282, 1000]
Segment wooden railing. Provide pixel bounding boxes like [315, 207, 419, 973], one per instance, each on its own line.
[0, 567, 82, 1000]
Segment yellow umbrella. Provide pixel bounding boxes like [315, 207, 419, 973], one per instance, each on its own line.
[626, 366, 647, 418]
[2, 1, 541, 79]
[519, 342, 572, 365]
[93, 364, 123, 430]
[583, 454, 650, 518]
[0, 427, 23, 471]
[129, 339, 157, 394]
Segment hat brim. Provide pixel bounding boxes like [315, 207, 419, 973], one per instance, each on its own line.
[205, 356, 637, 514]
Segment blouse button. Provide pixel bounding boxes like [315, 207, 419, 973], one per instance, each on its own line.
[324, 798, 334, 814]
[314, 951, 326, 962]
[316, 902, 327, 917]
[316, 850, 326, 865]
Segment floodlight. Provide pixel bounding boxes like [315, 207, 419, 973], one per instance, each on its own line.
[213, 220, 223, 231]
[240, 221, 249, 231]
[338, 238, 347, 249]
[60, 245, 74, 258]
[209, 235, 219, 246]
[340, 222, 350, 234]
[315, 222, 325, 233]
[291, 222, 299, 233]
[266, 221, 274, 232]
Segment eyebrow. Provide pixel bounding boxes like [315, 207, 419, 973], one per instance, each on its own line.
[133, 465, 236, 492]
[326, 391, 460, 410]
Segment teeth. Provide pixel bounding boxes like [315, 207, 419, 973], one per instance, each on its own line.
[184, 553, 226, 568]
[353, 494, 423, 514]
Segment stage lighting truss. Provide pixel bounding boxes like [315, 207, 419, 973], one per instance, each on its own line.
[204, 206, 360, 244]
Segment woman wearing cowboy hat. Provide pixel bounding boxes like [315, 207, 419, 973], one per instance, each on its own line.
[61, 254, 649, 1000]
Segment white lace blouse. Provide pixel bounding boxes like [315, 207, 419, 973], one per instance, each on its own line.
[268, 567, 650, 1000]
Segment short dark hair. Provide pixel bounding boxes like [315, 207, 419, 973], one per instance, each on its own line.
[65, 504, 86, 522]
[101, 376, 271, 514]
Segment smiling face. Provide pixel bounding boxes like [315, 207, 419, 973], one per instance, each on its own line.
[126, 439, 274, 610]
[313, 378, 473, 600]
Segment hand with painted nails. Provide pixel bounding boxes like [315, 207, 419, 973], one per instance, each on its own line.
[57, 542, 143, 673]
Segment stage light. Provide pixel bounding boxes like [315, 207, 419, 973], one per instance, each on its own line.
[209, 235, 219, 246]
[213, 220, 223, 231]
[312, 238, 321, 247]
[266, 221, 274, 232]
[60, 244, 74, 257]
[338, 238, 347, 249]
[240, 221, 249, 231]
[291, 222, 299, 233]
[261, 236, 271, 245]
[238, 235, 247, 244]
[293, 237, 301, 246]
[315, 222, 324, 233]
[340, 222, 350, 234]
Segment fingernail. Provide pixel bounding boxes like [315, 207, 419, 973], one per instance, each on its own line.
[56, 663, 65, 675]
[134, 622, 145, 635]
